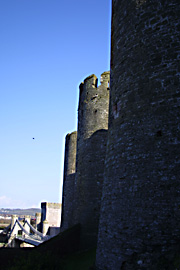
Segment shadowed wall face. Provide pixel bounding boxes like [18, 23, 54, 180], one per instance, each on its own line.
[96, 1, 180, 269]
[74, 72, 110, 248]
[61, 131, 77, 231]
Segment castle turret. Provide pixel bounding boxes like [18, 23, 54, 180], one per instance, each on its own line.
[61, 131, 77, 231]
[73, 71, 110, 247]
[96, 1, 180, 269]
[77, 72, 109, 141]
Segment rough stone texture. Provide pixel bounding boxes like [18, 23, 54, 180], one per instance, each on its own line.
[96, 0, 180, 269]
[61, 131, 77, 231]
[73, 72, 110, 248]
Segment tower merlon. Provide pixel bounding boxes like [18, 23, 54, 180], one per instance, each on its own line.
[80, 74, 98, 91]
[100, 71, 110, 87]
[66, 131, 77, 140]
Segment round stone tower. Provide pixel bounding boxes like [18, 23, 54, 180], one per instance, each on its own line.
[96, 1, 180, 269]
[74, 71, 110, 248]
[61, 131, 77, 231]
[77, 71, 110, 141]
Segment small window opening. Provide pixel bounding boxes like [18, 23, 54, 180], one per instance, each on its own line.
[18, 230, 22, 236]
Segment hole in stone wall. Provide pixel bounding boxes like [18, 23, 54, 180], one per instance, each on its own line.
[114, 103, 117, 114]
[121, 261, 127, 270]
[156, 130, 162, 137]
[91, 94, 98, 100]
[94, 109, 97, 114]
[95, 78, 98, 88]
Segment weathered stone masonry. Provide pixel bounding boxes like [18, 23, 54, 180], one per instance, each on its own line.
[61, 72, 110, 247]
[61, 131, 77, 231]
[60, 0, 180, 268]
[73, 72, 110, 248]
[41, 202, 61, 235]
[96, 0, 180, 269]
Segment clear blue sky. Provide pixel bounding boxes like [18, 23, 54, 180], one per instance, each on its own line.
[0, 0, 111, 209]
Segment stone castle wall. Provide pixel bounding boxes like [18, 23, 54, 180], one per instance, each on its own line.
[61, 131, 77, 231]
[96, 0, 180, 269]
[41, 202, 61, 230]
[60, 0, 180, 267]
[73, 71, 110, 247]
[61, 72, 110, 247]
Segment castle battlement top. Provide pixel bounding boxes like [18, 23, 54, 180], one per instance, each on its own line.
[80, 71, 110, 91]
[41, 202, 61, 209]
[78, 71, 110, 112]
[80, 74, 98, 91]
[84, 74, 97, 83]
[100, 71, 110, 84]
[66, 131, 77, 139]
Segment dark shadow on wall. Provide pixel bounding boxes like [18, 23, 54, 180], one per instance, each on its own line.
[74, 128, 108, 248]
[61, 173, 76, 230]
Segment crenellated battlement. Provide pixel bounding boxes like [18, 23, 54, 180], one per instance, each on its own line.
[78, 72, 110, 113]
[66, 131, 77, 141]
[84, 74, 98, 87]
[79, 74, 97, 102]
[100, 71, 110, 86]
[80, 72, 110, 94]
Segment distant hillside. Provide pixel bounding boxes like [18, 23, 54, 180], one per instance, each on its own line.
[0, 208, 41, 217]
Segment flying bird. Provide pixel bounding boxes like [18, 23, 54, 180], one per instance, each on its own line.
[32, 138, 35, 140]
